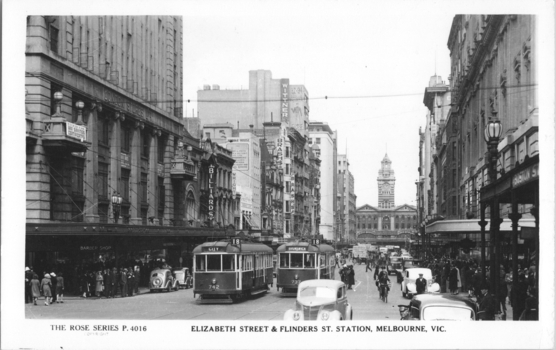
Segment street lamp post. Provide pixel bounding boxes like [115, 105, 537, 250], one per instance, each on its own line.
[483, 119, 503, 299]
[112, 191, 123, 224]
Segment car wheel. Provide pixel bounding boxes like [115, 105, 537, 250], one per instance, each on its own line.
[167, 283, 171, 292]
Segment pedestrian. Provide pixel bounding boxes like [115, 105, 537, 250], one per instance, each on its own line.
[29, 274, 41, 305]
[527, 265, 537, 288]
[497, 272, 507, 319]
[120, 268, 128, 298]
[471, 269, 483, 298]
[521, 287, 538, 321]
[95, 271, 104, 298]
[40, 273, 53, 306]
[347, 265, 355, 290]
[464, 264, 474, 297]
[55, 272, 64, 303]
[505, 269, 513, 306]
[340, 265, 347, 284]
[365, 259, 372, 273]
[416, 273, 427, 295]
[449, 265, 459, 294]
[103, 269, 110, 298]
[478, 284, 496, 321]
[111, 268, 119, 298]
[127, 267, 135, 296]
[134, 266, 140, 294]
[25, 267, 34, 304]
[511, 272, 528, 321]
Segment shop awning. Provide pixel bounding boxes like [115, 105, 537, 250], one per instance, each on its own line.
[425, 218, 535, 234]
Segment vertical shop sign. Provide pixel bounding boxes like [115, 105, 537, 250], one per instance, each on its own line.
[208, 164, 216, 221]
[280, 79, 289, 123]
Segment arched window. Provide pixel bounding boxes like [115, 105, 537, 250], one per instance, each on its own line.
[186, 191, 196, 222]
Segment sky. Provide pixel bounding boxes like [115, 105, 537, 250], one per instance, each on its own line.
[182, 0, 454, 207]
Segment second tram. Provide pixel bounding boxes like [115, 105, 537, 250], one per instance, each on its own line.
[276, 239, 336, 296]
[193, 238, 274, 303]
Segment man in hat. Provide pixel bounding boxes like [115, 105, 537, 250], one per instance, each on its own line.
[478, 283, 497, 320]
[111, 268, 119, 298]
[50, 272, 57, 303]
[340, 264, 347, 284]
[416, 273, 427, 295]
[25, 267, 34, 304]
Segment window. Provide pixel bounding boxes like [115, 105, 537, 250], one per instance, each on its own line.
[142, 130, 150, 159]
[195, 255, 206, 271]
[316, 138, 321, 144]
[223, 255, 235, 271]
[158, 136, 165, 162]
[207, 255, 221, 271]
[286, 164, 290, 175]
[158, 177, 165, 212]
[49, 23, 59, 53]
[285, 201, 291, 213]
[120, 169, 130, 201]
[285, 219, 290, 233]
[71, 157, 84, 195]
[98, 117, 109, 145]
[286, 181, 290, 192]
[140, 173, 148, 203]
[98, 163, 109, 199]
[285, 146, 290, 158]
[121, 125, 131, 152]
[308, 138, 312, 145]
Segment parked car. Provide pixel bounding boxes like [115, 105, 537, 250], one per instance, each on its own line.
[150, 268, 179, 292]
[173, 267, 193, 289]
[398, 294, 479, 321]
[283, 279, 353, 321]
[401, 268, 440, 298]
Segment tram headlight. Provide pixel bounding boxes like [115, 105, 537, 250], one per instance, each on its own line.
[320, 311, 330, 320]
[293, 311, 301, 321]
[294, 274, 299, 280]
[212, 278, 217, 285]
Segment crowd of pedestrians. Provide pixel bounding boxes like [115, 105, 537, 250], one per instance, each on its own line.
[415, 255, 538, 321]
[25, 257, 178, 305]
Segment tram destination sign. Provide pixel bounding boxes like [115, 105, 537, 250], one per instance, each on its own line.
[202, 246, 226, 252]
[286, 246, 307, 251]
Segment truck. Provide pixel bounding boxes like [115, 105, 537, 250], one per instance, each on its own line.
[352, 245, 369, 265]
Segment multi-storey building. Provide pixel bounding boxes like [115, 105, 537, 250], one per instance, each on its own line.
[357, 154, 417, 247]
[308, 121, 338, 241]
[195, 70, 321, 239]
[203, 125, 262, 231]
[25, 16, 233, 280]
[337, 155, 356, 242]
[422, 16, 538, 298]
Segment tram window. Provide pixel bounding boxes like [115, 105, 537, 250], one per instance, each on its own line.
[304, 253, 315, 268]
[207, 254, 221, 271]
[222, 255, 235, 271]
[242, 255, 253, 271]
[279, 253, 289, 268]
[319, 255, 326, 267]
[196, 255, 206, 271]
[291, 253, 303, 268]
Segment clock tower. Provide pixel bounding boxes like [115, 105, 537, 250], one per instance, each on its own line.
[377, 153, 395, 208]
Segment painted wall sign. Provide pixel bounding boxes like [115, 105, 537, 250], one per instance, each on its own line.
[229, 142, 249, 171]
[121, 152, 131, 168]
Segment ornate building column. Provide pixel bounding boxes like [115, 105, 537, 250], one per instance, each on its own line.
[163, 134, 174, 226]
[148, 128, 161, 225]
[129, 120, 144, 225]
[109, 108, 122, 222]
[84, 103, 99, 223]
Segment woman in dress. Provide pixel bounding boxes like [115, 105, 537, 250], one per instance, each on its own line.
[29, 274, 41, 305]
[40, 273, 52, 305]
[95, 270, 104, 298]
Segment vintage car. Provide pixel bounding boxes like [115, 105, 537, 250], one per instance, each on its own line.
[173, 267, 193, 289]
[149, 268, 179, 292]
[401, 268, 440, 298]
[398, 294, 479, 321]
[283, 279, 353, 321]
[387, 257, 403, 276]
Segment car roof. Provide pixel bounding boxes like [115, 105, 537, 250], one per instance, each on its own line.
[410, 294, 477, 310]
[406, 268, 432, 275]
[152, 268, 171, 273]
[298, 279, 344, 289]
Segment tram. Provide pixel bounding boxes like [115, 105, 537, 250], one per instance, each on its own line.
[276, 239, 336, 296]
[192, 238, 274, 303]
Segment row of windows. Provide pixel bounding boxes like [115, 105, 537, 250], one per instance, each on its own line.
[357, 223, 415, 229]
[195, 253, 273, 272]
[357, 215, 417, 221]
